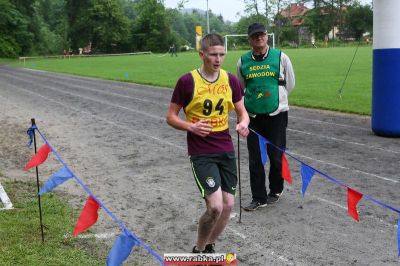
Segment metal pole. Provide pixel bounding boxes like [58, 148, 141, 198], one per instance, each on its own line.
[224, 35, 228, 54]
[206, 0, 210, 34]
[31, 118, 45, 243]
[237, 132, 242, 223]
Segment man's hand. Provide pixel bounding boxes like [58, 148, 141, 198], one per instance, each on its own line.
[236, 122, 249, 138]
[188, 119, 213, 137]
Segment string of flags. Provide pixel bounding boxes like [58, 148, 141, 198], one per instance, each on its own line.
[250, 128, 400, 257]
[24, 124, 164, 265]
[23, 122, 400, 262]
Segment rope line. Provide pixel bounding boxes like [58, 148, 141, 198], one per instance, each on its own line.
[248, 127, 400, 215]
[31, 126, 164, 264]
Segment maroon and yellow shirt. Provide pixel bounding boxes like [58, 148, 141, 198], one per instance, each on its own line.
[171, 69, 244, 155]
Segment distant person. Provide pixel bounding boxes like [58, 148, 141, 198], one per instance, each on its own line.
[312, 40, 317, 48]
[169, 44, 178, 57]
[79, 48, 83, 55]
[237, 23, 295, 211]
[166, 33, 249, 253]
[311, 35, 317, 48]
[63, 49, 67, 59]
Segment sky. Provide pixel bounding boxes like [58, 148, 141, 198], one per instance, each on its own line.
[163, 0, 372, 23]
[164, 0, 246, 22]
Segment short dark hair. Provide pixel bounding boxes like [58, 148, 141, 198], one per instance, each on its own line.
[200, 33, 224, 51]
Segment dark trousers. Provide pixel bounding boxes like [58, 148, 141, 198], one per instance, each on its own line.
[247, 111, 288, 202]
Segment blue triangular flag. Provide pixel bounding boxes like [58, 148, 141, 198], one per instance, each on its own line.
[398, 218, 400, 257]
[39, 166, 73, 195]
[27, 126, 35, 147]
[258, 134, 268, 166]
[301, 163, 315, 196]
[107, 230, 139, 266]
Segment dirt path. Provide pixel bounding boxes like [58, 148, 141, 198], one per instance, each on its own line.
[0, 65, 399, 265]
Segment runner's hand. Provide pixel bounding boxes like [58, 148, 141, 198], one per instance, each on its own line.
[188, 120, 212, 137]
[236, 122, 249, 138]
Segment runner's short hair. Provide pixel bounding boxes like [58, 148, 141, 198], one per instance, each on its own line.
[201, 33, 224, 51]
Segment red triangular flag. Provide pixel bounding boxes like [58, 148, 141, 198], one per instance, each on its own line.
[24, 143, 52, 170]
[73, 196, 100, 236]
[281, 153, 292, 184]
[347, 188, 363, 222]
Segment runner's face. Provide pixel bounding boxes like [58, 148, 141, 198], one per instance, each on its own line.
[249, 32, 268, 50]
[201, 45, 225, 73]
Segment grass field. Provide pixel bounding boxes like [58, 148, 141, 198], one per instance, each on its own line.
[0, 178, 105, 265]
[0, 58, 17, 65]
[11, 46, 373, 115]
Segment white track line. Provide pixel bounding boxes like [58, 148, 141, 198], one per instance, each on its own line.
[288, 128, 400, 155]
[156, 189, 295, 265]
[0, 85, 182, 150]
[288, 151, 399, 183]
[289, 115, 370, 131]
[2, 80, 398, 184]
[5, 70, 384, 150]
[311, 195, 397, 229]
[10, 72, 394, 159]
[3, 74, 164, 121]
[63, 232, 117, 239]
[8, 72, 399, 157]
[4, 68, 374, 132]
[226, 227, 296, 265]
[2, 81, 399, 190]
[19, 67, 170, 97]
[2, 70, 162, 106]
[1, 80, 398, 184]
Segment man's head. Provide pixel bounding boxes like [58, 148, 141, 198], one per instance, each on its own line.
[247, 23, 268, 50]
[200, 33, 224, 52]
[199, 33, 225, 73]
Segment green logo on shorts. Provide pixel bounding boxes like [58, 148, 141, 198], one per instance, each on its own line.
[206, 177, 215, 188]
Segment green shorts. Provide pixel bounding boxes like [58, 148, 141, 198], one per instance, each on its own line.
[190, 152, 237, 198]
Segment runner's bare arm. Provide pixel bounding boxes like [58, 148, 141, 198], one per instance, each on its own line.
[233, 99, 250, 138]
[166, 103, 212, 137]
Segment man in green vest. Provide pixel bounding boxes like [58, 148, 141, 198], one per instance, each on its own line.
[237, 23, 295, 211]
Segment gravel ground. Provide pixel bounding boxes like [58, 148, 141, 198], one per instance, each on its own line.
[0, 65, 399, 265]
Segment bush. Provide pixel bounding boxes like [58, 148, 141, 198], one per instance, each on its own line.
[0, 37, 20, 58]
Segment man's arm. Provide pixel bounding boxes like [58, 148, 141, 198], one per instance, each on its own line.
[233, 99, 250, 138]
[236, 58, 246, 90]
[166, 103, 212, 137]
[281, 53, 295, 94]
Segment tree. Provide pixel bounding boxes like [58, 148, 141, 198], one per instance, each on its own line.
[244, 0, 302, 25]
[66, 0, 91, 50]
[303, 7, 332, 40]
[131, 0, 172, 52]
[235, 14, 267, 34]
[12, 0, 43, 55]
[302, 0, 356, 40]
[35, 0, 68, 54]
[244, 0, 261, 16]
[0, 0, 32, 57]
[342, 4, 372, 40]
[166, 8, 190, 47]
[65, 0, 130, 53]
[273, 0, 293, 46]
[86, 0, 130, 53]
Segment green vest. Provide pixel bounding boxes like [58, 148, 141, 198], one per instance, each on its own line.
[240, 48, 281, 114]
